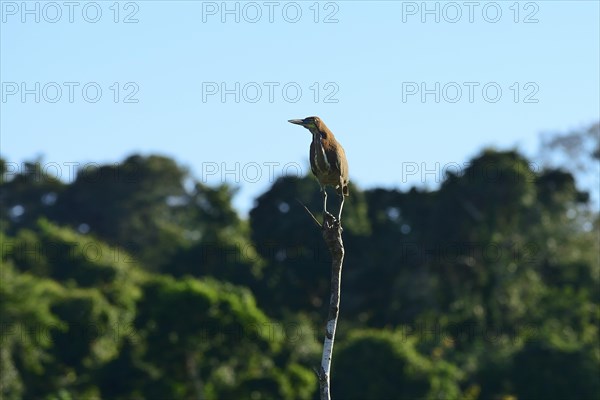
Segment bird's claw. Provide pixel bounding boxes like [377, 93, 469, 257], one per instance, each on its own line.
[322, 211, 342, 232]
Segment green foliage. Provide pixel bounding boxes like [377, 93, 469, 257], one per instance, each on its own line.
[114, 275, 316, 399]
[249, 176, 371, 318]
[475, 339, 600, 400]
[0, 262, 64, 399]
[510, 341, 600, 400]
[332, 329, 462, 400]
[1, 123, 598, 399]
[54, 155, 189, 269]
[0, 158, 65, 234]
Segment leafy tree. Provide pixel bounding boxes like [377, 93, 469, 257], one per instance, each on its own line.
[0, 261, 64, 400]
[53, 155, 188, 269]
[510, 340, 600, 400]
[161, 182, 264, 288]
[7, 219, 142, 315]
[0, 157, 65, 234]
[332, 329, 462, 400]
[128, 275, 317, 399]
[249, 175, 370, 318]
[1, 221, 144, 399]
[2, 128, 598, 400]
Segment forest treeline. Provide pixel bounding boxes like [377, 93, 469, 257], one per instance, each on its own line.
[1, 124, 598, 399]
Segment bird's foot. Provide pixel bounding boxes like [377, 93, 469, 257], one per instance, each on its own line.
[322, 211, 342, 232]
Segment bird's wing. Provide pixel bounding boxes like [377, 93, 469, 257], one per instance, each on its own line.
[329, 142, 348, 180]
[325, 140, 349, 196]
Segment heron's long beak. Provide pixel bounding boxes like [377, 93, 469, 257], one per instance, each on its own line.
[288, 119, 305, 125]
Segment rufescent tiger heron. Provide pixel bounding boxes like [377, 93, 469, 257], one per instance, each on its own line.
[288, 116, 349, 221]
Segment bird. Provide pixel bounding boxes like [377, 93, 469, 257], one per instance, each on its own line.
[288, 116, 349, 221]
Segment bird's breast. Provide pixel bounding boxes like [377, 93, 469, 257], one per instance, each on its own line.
[311, 138, 331, 174]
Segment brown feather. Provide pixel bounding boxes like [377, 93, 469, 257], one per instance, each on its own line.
[310, 118, 349, 197]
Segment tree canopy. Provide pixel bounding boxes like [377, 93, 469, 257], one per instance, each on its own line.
[1, 124, 598, 399]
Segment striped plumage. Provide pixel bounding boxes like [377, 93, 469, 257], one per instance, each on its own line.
[288, 116, 349, 220]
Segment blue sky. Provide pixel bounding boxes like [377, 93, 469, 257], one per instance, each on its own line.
[2, 0, 599, 214]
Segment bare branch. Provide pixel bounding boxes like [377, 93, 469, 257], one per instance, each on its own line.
[316, 212, 345, 400]
[296, 198, 322, 228]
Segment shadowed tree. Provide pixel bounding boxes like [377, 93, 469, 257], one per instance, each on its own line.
[248, 175, 369, 319]
[332, 330, 462, 400]
[161, 182, 264, 288]
[131, 275, 317, 400]
[1, 221, 143, 399]
[0, 157, 66, 234]
[53, 155, 188, 269]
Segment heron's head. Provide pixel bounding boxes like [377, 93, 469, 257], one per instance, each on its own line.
[289, 116, 324, 129]
[288, 116, 327, 138]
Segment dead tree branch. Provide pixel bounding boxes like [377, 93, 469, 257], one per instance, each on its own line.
[316, 212, 345, 400]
